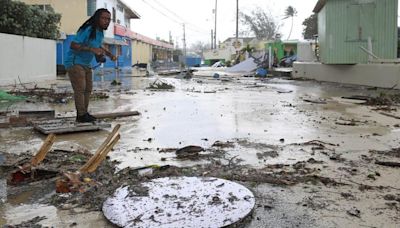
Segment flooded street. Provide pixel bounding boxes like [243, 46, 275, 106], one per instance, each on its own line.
[1, 69, 400, 227]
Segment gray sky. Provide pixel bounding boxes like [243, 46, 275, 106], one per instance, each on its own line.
[126, 0, 319, 46]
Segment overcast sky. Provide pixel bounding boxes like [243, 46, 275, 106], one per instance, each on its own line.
[125, 0, 399, 47]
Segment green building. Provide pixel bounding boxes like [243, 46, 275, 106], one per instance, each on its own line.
[314, 0, 398, 64]
[265, 40, 298, 61]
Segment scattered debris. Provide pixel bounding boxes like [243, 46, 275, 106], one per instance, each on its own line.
[212, 141, 235, 148]
[9, 134, 56, 185]
[303, 98, 327, 104]
[346, 207, 361, 218]
[379, 112, 400, 120]
[33, 119, 111, 134]
[375, 160, 400, 168]
[111, 80, 121, 86]
[176, 145, 205, 159]
[8, 87, 108, 103]
[147, 79, 174, 90]
[93, 111, 140, 119]
[3, 216, 46, 228]
[256, 150, 279, 159]
[0, 90, 26, 101]
[56, 124, 121, 193]
[341, 95, 371, 101]
[277, 90, 293, 94]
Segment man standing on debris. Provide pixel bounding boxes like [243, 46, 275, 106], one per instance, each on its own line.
[64, 8, 117, 123]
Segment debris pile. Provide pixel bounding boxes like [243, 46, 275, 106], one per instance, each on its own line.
[7, 87, 108, 103]
[147, 79, 175, 90]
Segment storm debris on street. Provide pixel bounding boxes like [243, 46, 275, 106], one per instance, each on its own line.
[1, 74, 400, 227]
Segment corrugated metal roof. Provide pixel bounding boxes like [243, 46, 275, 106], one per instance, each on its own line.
[313, 0, 327, 13]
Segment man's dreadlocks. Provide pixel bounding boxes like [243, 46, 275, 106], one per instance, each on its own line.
[78, 8, 110, 40]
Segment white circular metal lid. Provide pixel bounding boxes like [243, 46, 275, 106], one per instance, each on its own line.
[102, 176, 255, 227]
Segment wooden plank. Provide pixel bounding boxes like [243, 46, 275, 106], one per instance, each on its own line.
[33, 119, 111, 135]
[93, 111, 140, 119]
[19, 110, 55, 118]
[0, 123, 10, 128]
[380, 112, 400, 120]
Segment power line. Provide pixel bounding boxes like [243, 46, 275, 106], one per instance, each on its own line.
[151, 0, 186, 22]
[143, 0, 209, 35]
[141, 0, 181, 25]
[151, 0, 209, 34]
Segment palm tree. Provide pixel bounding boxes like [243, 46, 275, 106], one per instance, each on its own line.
[283, 6, 297, 40]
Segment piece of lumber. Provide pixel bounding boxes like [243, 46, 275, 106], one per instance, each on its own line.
[379, 112, 400, 120]
[31, 134, 56, 166]
[79, 124, 121, 173]
[19, 110, 55, 118]
[93, 111, 140, 119]
[85, 134, 120, 173]
[375, 161, 400, 167]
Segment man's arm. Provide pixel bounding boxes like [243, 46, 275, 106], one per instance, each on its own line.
[70, 41, 104, 56]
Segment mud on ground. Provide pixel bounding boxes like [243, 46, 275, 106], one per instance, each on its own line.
[1, 137, 399, 227]
[1, 74, 400, 227]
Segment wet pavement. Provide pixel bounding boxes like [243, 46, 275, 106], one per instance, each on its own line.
[1, 68, 400, 227]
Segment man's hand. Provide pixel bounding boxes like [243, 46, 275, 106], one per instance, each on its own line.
[101, 46, 117, 61]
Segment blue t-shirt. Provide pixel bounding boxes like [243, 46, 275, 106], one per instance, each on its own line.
[64, 26, 104, 69]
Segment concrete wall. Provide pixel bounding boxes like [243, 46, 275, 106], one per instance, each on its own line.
[293, 62, 400, 89]
[0, 33, 56, 86]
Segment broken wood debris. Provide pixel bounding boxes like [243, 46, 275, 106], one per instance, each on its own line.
[341, 95, 371, 101]
[56, 124, 121, 193]
[93, 111, 140, 119]
[175, 145, 205, 159]
[379, 112, 400, 120]
[9, 134, 56, 185]
[303, 98, 327, 104]
[375, 160, 400, 168]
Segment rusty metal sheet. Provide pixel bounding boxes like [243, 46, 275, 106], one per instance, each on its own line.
[103, 176, 255, 227]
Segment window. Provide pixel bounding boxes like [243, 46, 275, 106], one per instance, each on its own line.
[87, 0, 96, 16]
[33, 4, 53, 11]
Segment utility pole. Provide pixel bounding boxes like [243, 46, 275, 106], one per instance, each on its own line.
[182, 23, 187, 67]
[235, 0, 240, 63]
[236, 0, 239, 41]
[214, 0, 217, 49]
[211, 29, 214, 49]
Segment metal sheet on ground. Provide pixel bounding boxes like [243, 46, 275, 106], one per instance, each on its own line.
[103, 177, 255, 228]
[33, 119, 111, 134]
